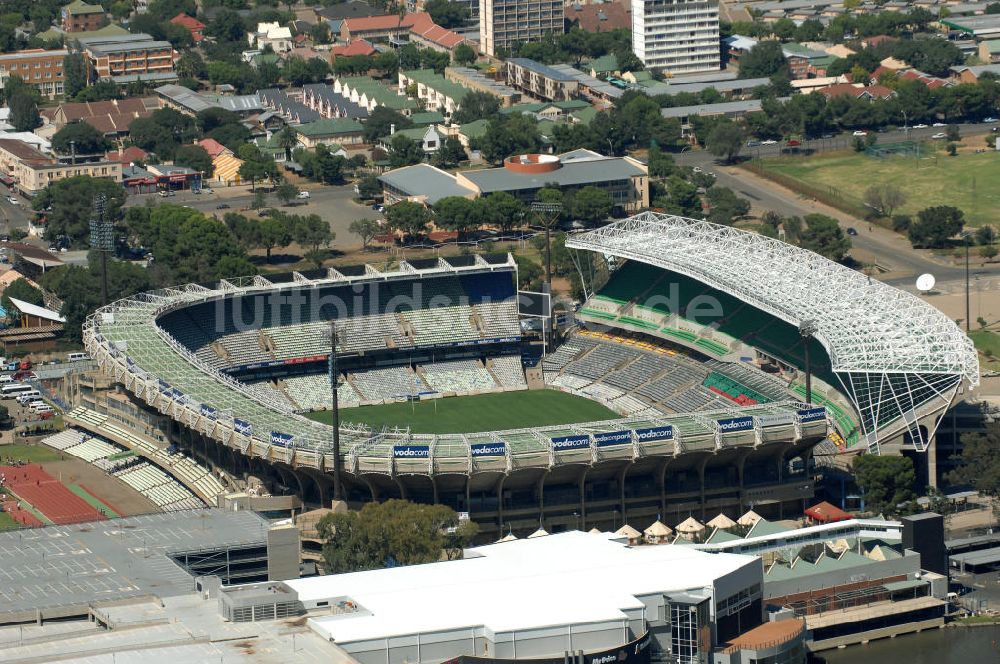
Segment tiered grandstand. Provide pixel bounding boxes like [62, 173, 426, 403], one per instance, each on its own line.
[568, 213, 979, 454]
[47, 416, 225, 509]
[84, 252, 838, 535]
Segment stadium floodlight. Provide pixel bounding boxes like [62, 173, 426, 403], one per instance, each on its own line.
[89, 193, 112, 305]
[319, 322, 343, 502]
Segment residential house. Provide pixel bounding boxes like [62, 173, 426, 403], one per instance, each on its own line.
[332, 75, 417, 114]
[979, 39, 1000, 64]
[41, 97, 162, 137]
[380, 125, 443, 154]
[294, 118, 365, 148]
[301, 83, 369, 120]
[249, 22, 293, 53]
[170, 14, 206, 43]
[408, 20, 467, 54]
[105, 145, 149, 165]
[339, 12, 428, 43]
[398, 69, 468, 118]
[331, 39, 377, 60]
[816, 83, 896, 101]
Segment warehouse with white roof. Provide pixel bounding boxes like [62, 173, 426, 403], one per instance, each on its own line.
[283, 531, 769, 664]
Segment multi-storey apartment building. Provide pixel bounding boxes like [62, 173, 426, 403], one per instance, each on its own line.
[78, 33, 178, 84]
[479, 0, 564, 57]
[0, 49, 67, 98]
[0, 139, 122, 197]
[62, 0, 107, 33]
[504, 58, 579, 101]
[631, 0, 721, 75]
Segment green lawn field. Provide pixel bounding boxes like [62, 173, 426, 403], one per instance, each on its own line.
[0, 511, 18, 532]
[761, 148, 1000, 227]
[0, 444, 63, 464]
[305, 389, 620, 434]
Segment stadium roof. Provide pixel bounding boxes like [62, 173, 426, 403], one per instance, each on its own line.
[292, 530, 757, 644]
[566, 213, 979, 452]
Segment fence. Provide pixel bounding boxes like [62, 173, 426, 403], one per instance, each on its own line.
[740, 161, 871, 220]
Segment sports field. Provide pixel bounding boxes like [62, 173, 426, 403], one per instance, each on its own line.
[760, 148, 1000, 227]
[305, 389, 620, 434]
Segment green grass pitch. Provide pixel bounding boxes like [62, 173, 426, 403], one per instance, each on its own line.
[761, 148, 1000, 227]
[305, 389, 620, 434]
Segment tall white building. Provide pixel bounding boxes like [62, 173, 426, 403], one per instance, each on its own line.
[631, 0, 721, 75]
[479, 0, 564, 57]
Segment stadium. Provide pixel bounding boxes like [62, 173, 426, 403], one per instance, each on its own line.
[82, 212, 978, 538]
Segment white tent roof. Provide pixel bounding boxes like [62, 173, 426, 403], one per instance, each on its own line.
[496, 533, 517, 543]
[615, 524, 641, 539]
[527, 528, 549, 539]
[707, 513, 737, 530]
[644, 520, 673, 537]
[738, 510, 763, 527]
[676, 516, 705, 533]
[7, 296, 65, 323]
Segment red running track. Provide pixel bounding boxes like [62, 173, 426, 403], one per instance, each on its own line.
[0, 464, 105, 525]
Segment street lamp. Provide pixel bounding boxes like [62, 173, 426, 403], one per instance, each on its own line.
[962, 231, 972, 332]
[798, 319, 818, 404]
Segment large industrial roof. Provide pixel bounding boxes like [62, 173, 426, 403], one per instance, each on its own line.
[568, 213, 977, 380]
[292, 530, 756, 644]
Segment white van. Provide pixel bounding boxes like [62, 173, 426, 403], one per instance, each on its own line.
[31, 402, 52, 413]
[16, 390, 41, 404]
[68, 352, 90, 362]
[0, 374, 13, 383]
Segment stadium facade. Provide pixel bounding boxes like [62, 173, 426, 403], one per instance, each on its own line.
[82, 213, 975, 536]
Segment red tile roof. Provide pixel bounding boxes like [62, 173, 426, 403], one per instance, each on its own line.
[105, 145, 148, 164]
[196, 138, 231, 158]
[170, 13, 205, 41]
[864, 84, 895, 99]
[343, 11, 430, 33]
[332, 39, 377, 57]
[566, 1, 630, 33]
[410, 22, 464, 49]
[817, 83, 863, 99]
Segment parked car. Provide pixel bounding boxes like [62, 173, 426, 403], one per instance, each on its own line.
[932, 122, 946, 127]
[852, 130, 867, 136]
[912, 123, 928, 129]
[746, 140, 761, 147]
[984, 117, 998, 123]
[297, 190, 310, 199]
[761, 139, 778, 145]
[6, 196, 17, 205]
[216, 203, 230, 209]
[846, 227, 858, 236]
[932, 132, 947, 139]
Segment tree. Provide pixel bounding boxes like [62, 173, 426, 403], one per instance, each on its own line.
[477, 115, 542, 165]
[738, 41, 791, 78]
[988, 1, 1000, 13]
[176, 51, 207, 80]
[256, 217, 293, 261]
[237, 143, 278, 191]
[363, 106, 412, 143]
[852, 454, 917, 515]
[277, 125, 299, 161]
[388, 134, 423, 168]
[571, 186, 613, 224]
[357, 175, 382, 201]
[174, 145, 214, 178]
[34, 176, 126, 247]
[907, 205, 965, 248]
[205, 8, 247, 43]
[349, 218, 381, 249]
[63, 52, 88, 99]
[946, 124, 961, 142]
[1, 277, 43, 316]
[317, 499, 478, 573]
[289, 212, 334, 257]
[478, 191, 525, 232]
[386, 201, 431, 238]
[432, 136, 467, 168]
[453, 42, 476, 65]
[706, 186, 751, 225]
[276, 181, 300, 205]
[8, 80, 40, 132]
[425, 0, 470, 28]
[434, 196, 479, 236]
[799, 213, 851, 261]
[863, 183, 905, 218]
[705, 121, 745, 163]
[452, 91, 500, 124]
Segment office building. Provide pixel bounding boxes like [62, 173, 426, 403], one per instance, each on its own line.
[479, 0, 564, 57]
[0, 49, 67, 98]
[631, 0, 721, 75]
